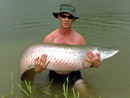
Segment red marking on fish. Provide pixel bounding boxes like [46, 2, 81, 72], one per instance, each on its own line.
[55, 58, 60, 66]
[63, 59, 70, 68]
[57, 59, 63, 66]
[60, 59, 65, 66]
[71, 62, 76, 68]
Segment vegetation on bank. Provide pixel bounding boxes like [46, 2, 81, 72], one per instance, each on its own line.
[0, 73, 103, 98]
[0, 73, 79, 98]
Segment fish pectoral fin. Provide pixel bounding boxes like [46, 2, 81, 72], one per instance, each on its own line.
[28, 64, 35, 70]
[21, 64, 36, 81]
[83, 61, 91, 68]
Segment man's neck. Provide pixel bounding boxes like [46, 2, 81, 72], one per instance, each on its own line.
[58, 26, 72, 36]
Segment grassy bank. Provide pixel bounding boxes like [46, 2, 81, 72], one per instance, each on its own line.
[0, 74, 79, 98]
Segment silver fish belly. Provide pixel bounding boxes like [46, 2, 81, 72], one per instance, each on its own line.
[20, 43, 120, 77]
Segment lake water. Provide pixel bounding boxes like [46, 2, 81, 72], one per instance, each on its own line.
[0, 0, 130, 98]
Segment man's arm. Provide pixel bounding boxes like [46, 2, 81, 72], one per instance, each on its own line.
[78, 33, 100, 67]
[34, 54, 50, 72]
[85, 52, 100, 67]
[21, 35, 52, 82]
[33, 34, 54, 73]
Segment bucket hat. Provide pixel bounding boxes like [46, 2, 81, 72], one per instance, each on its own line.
[53, 4, 80, 19]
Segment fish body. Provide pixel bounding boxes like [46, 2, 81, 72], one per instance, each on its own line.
[20, 43, 119, 77]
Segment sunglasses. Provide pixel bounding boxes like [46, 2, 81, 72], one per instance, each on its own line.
[59, 14, 75, 19]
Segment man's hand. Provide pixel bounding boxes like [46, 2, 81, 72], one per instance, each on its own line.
[34, 54, 50, 72]
[85, 51, 100, 68]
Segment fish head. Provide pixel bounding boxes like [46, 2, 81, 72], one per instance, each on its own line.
[97, 47, 120, 61]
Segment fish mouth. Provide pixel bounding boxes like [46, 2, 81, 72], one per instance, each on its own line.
[113, 48, 120, 56]
[116, 48, 120, 54]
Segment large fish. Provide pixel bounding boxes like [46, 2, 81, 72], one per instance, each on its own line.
[20, 43, 119, 78]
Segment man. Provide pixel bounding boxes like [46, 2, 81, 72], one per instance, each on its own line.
[34, 4, 100, 85]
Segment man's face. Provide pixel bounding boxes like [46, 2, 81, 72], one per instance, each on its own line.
[58, 13, 75, 29]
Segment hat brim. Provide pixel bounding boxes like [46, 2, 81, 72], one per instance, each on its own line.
[53, 10, 80, 19]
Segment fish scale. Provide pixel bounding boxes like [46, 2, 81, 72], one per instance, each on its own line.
[20, 43, 120, 79]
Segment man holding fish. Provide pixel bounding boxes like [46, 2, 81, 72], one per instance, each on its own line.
[21, 4, 120, 97]
[34, 4, 100, 86]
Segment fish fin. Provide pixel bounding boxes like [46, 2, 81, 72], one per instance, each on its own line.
[28, 64, 35, 70]
[83, 61, 91, 68]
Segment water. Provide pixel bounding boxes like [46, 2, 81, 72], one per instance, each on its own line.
[0, 0, 130, 97]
